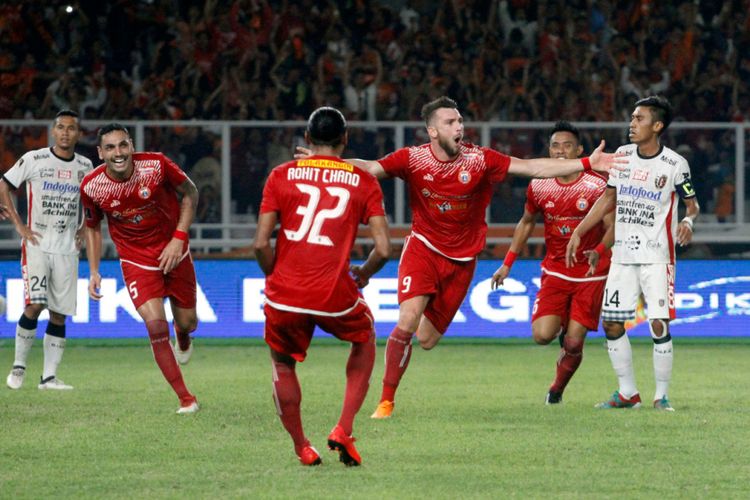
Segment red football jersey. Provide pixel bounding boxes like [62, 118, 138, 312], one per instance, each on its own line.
[379, 143, 510, 260]
[260, 155, 385, 314]
[81, 152, 188, 267]
[526, 172, 610, 279]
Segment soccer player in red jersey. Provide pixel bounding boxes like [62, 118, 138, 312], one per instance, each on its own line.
[254, 107, 390, 466]
[311, 96, 623, 419]
[81, 124, 201, 414]
[492, 121, 614, 405]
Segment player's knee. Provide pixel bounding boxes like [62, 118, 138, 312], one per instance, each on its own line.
[531, 325, 554, 345]
[397, 311, 421, 332]
[176, 316, 198, 334]
[649, 319, 670, 340]
[48, 311, 66, 324]
[417, 336, 439, 350]
[602, 321, 625, 340]
[23, 303, 45, 319]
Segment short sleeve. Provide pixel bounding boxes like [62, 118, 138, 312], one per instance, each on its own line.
[674, 158, 696, 199]
[161, 154, 189, 187]
[482, 148, 510, 184]
[378, 147, 410, 179]
[525, 182, 539, 214]
[259, 168, 280, 214]
[2, 152, 33, 189]
[80, 184, 103, 228]
[361, 176, 386, 224]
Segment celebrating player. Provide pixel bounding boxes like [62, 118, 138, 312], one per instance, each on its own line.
[566, 96, 700, 411]
[254, 107, 390, 466]
[299, 95, 624, 418]
[492, 121, 613, 405]
[81, 124, 201, 414]
[3, 110, 92, 391]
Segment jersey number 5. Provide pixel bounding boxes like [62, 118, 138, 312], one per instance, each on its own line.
[284, 184, 351, 246]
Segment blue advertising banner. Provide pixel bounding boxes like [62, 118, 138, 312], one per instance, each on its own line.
[0, 260, 748, 338]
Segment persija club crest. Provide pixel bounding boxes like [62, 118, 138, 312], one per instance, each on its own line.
[576, 197, 589, 211]
[655, 175, 667, 189]
[138, 186, 151, 199]
[458, 170, 471, 184]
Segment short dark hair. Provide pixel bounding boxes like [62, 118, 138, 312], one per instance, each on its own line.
[635, 95, 673, 134]
[55, 109, 79, 120]
[421, 96, 458, 125]
[306, 107, 346, 147]
[97, 123, 130, 144]
[550, 120, 580, 143]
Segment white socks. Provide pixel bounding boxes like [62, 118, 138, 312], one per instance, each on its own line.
[13, 325, 37, 368]
[606, 334, 638, 398]
[42, 334, 66, 380]
[653, 339, 673, 401]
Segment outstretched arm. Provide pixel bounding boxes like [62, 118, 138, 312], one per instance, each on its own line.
[508, 140, 626, 178]
[293, 146, 390, 179]
[253, 211, 278, 275]
[351, 215, 391, 288]
[566, 187, 616, 267]
[491, 208, 536, 289]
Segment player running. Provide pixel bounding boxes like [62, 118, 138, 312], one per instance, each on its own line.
[81, 123, 201, 414]
[254, 107, 390, 466]
[566, 96, 700, 411]
[300, 95, 625, 419]
[492, 121, 613, 405]
[3, 110, 92, 391]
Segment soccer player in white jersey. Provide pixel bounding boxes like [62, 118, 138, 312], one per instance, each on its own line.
[2, 110, 93, 390]
[566, 96, 700, 411]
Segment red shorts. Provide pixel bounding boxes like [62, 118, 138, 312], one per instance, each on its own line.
[397, 236, 476, 334]
[120, 255, 197, 310]
[532, 273, 606, 331]
[263, 298, 375, 362]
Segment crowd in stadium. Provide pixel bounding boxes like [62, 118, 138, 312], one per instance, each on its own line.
[0, 0, 745, 223]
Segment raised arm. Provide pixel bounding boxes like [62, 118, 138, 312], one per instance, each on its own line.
[491, 208, 537, 289]
[253, 211, 278, 276]
[351, 215, 391, 288]
[566, 187, 616, 267]
[345, 158, 388, 179]
[159, 177, 199, 274]
[508, 140, 624, 178]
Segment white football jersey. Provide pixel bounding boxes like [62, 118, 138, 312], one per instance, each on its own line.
[3, 147, 93, 255]
[608, 144, 695, 264]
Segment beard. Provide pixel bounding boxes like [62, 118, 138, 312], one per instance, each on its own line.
[438, 136, 460, 157]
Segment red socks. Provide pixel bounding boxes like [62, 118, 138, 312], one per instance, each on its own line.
[380, 327, 414, 403]
[271, 359, 306, 449]
[550, 335, 584, 394]
[338, 333, 376, 435]
[145, 319, 194, 406]
[174, 323, 192, 352]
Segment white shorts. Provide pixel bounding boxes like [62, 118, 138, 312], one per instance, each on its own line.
[22, 243, 79, 316]
[601, 262, 675, 322]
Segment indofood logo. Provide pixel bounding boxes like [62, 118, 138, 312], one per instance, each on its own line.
[618, 185, 662, 201]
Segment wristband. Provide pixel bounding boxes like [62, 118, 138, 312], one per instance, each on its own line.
[503, 250, 518, 268]
[172, 230, 189, 241]
[594, 242, 607, 256]
[581, 157, 592, 172]
[681, 217, 694, 230]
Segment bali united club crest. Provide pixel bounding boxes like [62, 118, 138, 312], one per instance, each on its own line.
[576, 197, 589, 211]
[655, 175, 667, 189]
[138, 186, 152, 199]
[458, 170, 471, 184]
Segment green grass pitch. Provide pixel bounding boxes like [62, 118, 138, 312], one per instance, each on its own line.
[1, 337, 749, 499]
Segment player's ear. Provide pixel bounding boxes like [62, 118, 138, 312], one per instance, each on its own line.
[341, 131, 348, 149]
[576, 144, 583, 157]
[97, 146, 104, 160]
[304, 131, 312, 146]
[653, 120, 664, 134]
[426, 125, 438, 139]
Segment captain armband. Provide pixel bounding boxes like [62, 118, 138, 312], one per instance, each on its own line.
[676, 179, 696, 199]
